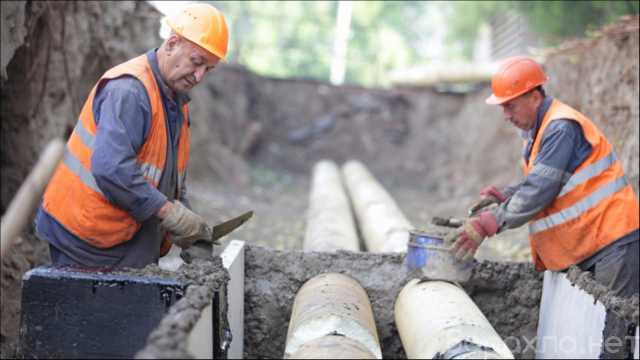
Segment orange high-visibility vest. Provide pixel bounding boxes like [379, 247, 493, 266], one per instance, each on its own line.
[43, 54, 190, 254]
[523, 99, 639, 271]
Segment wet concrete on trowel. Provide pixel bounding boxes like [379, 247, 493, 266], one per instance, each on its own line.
[244, 244, 542, 359]
[113, 257, 230, 359]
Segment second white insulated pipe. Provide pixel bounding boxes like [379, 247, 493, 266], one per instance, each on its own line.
[284, 273, 382, 359]
[395, 279, 514, 359]
[341, 160, 412, 252]
[304, 160, 359, 251]
[339, 161, 512, 358]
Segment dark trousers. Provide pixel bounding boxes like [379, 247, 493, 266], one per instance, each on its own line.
[588, 240, 639, 359]
[49, 244, 83, 267]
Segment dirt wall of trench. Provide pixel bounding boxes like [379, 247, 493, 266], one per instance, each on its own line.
[1, 3, 637, 358]
[0, 1, 163, 357]
[544, 16, 640, 194]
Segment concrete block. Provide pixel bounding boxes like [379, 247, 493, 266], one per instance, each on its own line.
[18, 266, 187, 358]
[220, 240, 245, 359]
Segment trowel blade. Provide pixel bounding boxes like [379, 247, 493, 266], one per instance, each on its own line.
[211, 210, 253, 241]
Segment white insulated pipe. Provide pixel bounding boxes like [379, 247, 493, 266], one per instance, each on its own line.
[284, 273, 381, 359]
[395, 279, 514, 359]
[304, 160, 359, 251]
[339, 162, 511, 358]
[289, 335, 376, 359]
[341, 160, 412, 252]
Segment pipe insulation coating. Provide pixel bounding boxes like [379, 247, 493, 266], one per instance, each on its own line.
[289, 335, 376, 359]
[341, 160, 412, 252]
[395, 279, 514, 359]
[304, 160, 359, 252]
[284, 273, 382, 359]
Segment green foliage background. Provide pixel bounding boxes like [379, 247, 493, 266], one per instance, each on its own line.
[211, 0, 638, 86]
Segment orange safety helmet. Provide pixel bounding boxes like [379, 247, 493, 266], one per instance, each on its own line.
[486, 56, 548, 105]
[166, 3, 229, 61]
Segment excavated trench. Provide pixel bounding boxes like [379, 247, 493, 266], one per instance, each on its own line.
[40, 243, 632, 359]
[1, 2, 638, 358]
[127, 258, 230, 359]
[243, 246, 542, 359]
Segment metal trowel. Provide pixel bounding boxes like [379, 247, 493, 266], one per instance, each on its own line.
[180, 210, 253, 264]
[211, 210, 253, 241]
[405, 217, 474, 283]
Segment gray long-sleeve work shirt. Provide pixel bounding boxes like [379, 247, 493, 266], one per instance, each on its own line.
[491, 96, 638, 268]
[492, 96, 591, 229]
[35, 49, 191, 268]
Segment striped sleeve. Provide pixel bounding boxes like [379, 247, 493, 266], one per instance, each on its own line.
[492, 119, 591, 232]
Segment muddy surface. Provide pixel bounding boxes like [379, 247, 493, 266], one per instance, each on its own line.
[566, 266, 639, 325]
[544, 16, 639, 195]
[244, 244, 542, 359]
[0, 233, 50, 357]
[129, 257, 230, 359]
[0, 2, 162, 357]
[1, 2, 638, 358]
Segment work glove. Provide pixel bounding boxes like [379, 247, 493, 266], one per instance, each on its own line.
[160, 201, 214, 249]
[468, 185, 507, 216]
[180, 240, 214, 264]
[444, 211, 498, 262]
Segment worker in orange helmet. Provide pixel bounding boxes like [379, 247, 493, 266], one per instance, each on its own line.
[448, 56, 638, 285]
[35, 3, 234, 268]
[446, 56, 639, 357]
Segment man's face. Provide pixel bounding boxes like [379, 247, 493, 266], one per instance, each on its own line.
[500, 91, 540, 131]
[163, 35, 221, 93]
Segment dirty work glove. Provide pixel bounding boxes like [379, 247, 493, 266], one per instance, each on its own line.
[180, 240, 214, 264]
[468, 185, 507, 216]
[445, 211, 498, 262]
[160, 201, 213, 249]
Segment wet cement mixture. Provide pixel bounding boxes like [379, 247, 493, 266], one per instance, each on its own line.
[1, 3, 637, 358]
[119, 257, 230, 359]
[566, 266, 639, 325]
[243, 244, 542, 359]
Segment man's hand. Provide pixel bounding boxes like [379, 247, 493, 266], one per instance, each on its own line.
[444, 211, 498, 262]
[180, 240, 214, 264]
[159, 201, 213, 249]
[468, 185, 507, 215]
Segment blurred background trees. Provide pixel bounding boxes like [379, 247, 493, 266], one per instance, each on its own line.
[159, 1, 639, 87]
[444, 1, 640, 59]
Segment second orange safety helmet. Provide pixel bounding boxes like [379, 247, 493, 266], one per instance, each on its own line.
[166, 3, 229, 61]
[486, 56, 548, 105]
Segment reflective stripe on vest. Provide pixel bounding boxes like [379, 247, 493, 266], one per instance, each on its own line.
[63, 149, 104, 196]
[74, 120, 95, 149]
[558, 151, 617, 197]
[71, 120, 164, 187]
[42, 54, 191, 249]
[140, 162, 162, 186]
[523, 99, 639, 271]
[529, 175, 628, 234]
[66, 121, 103, 194]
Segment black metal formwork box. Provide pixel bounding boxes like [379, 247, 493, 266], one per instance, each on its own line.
[18, 266, 225, 359]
